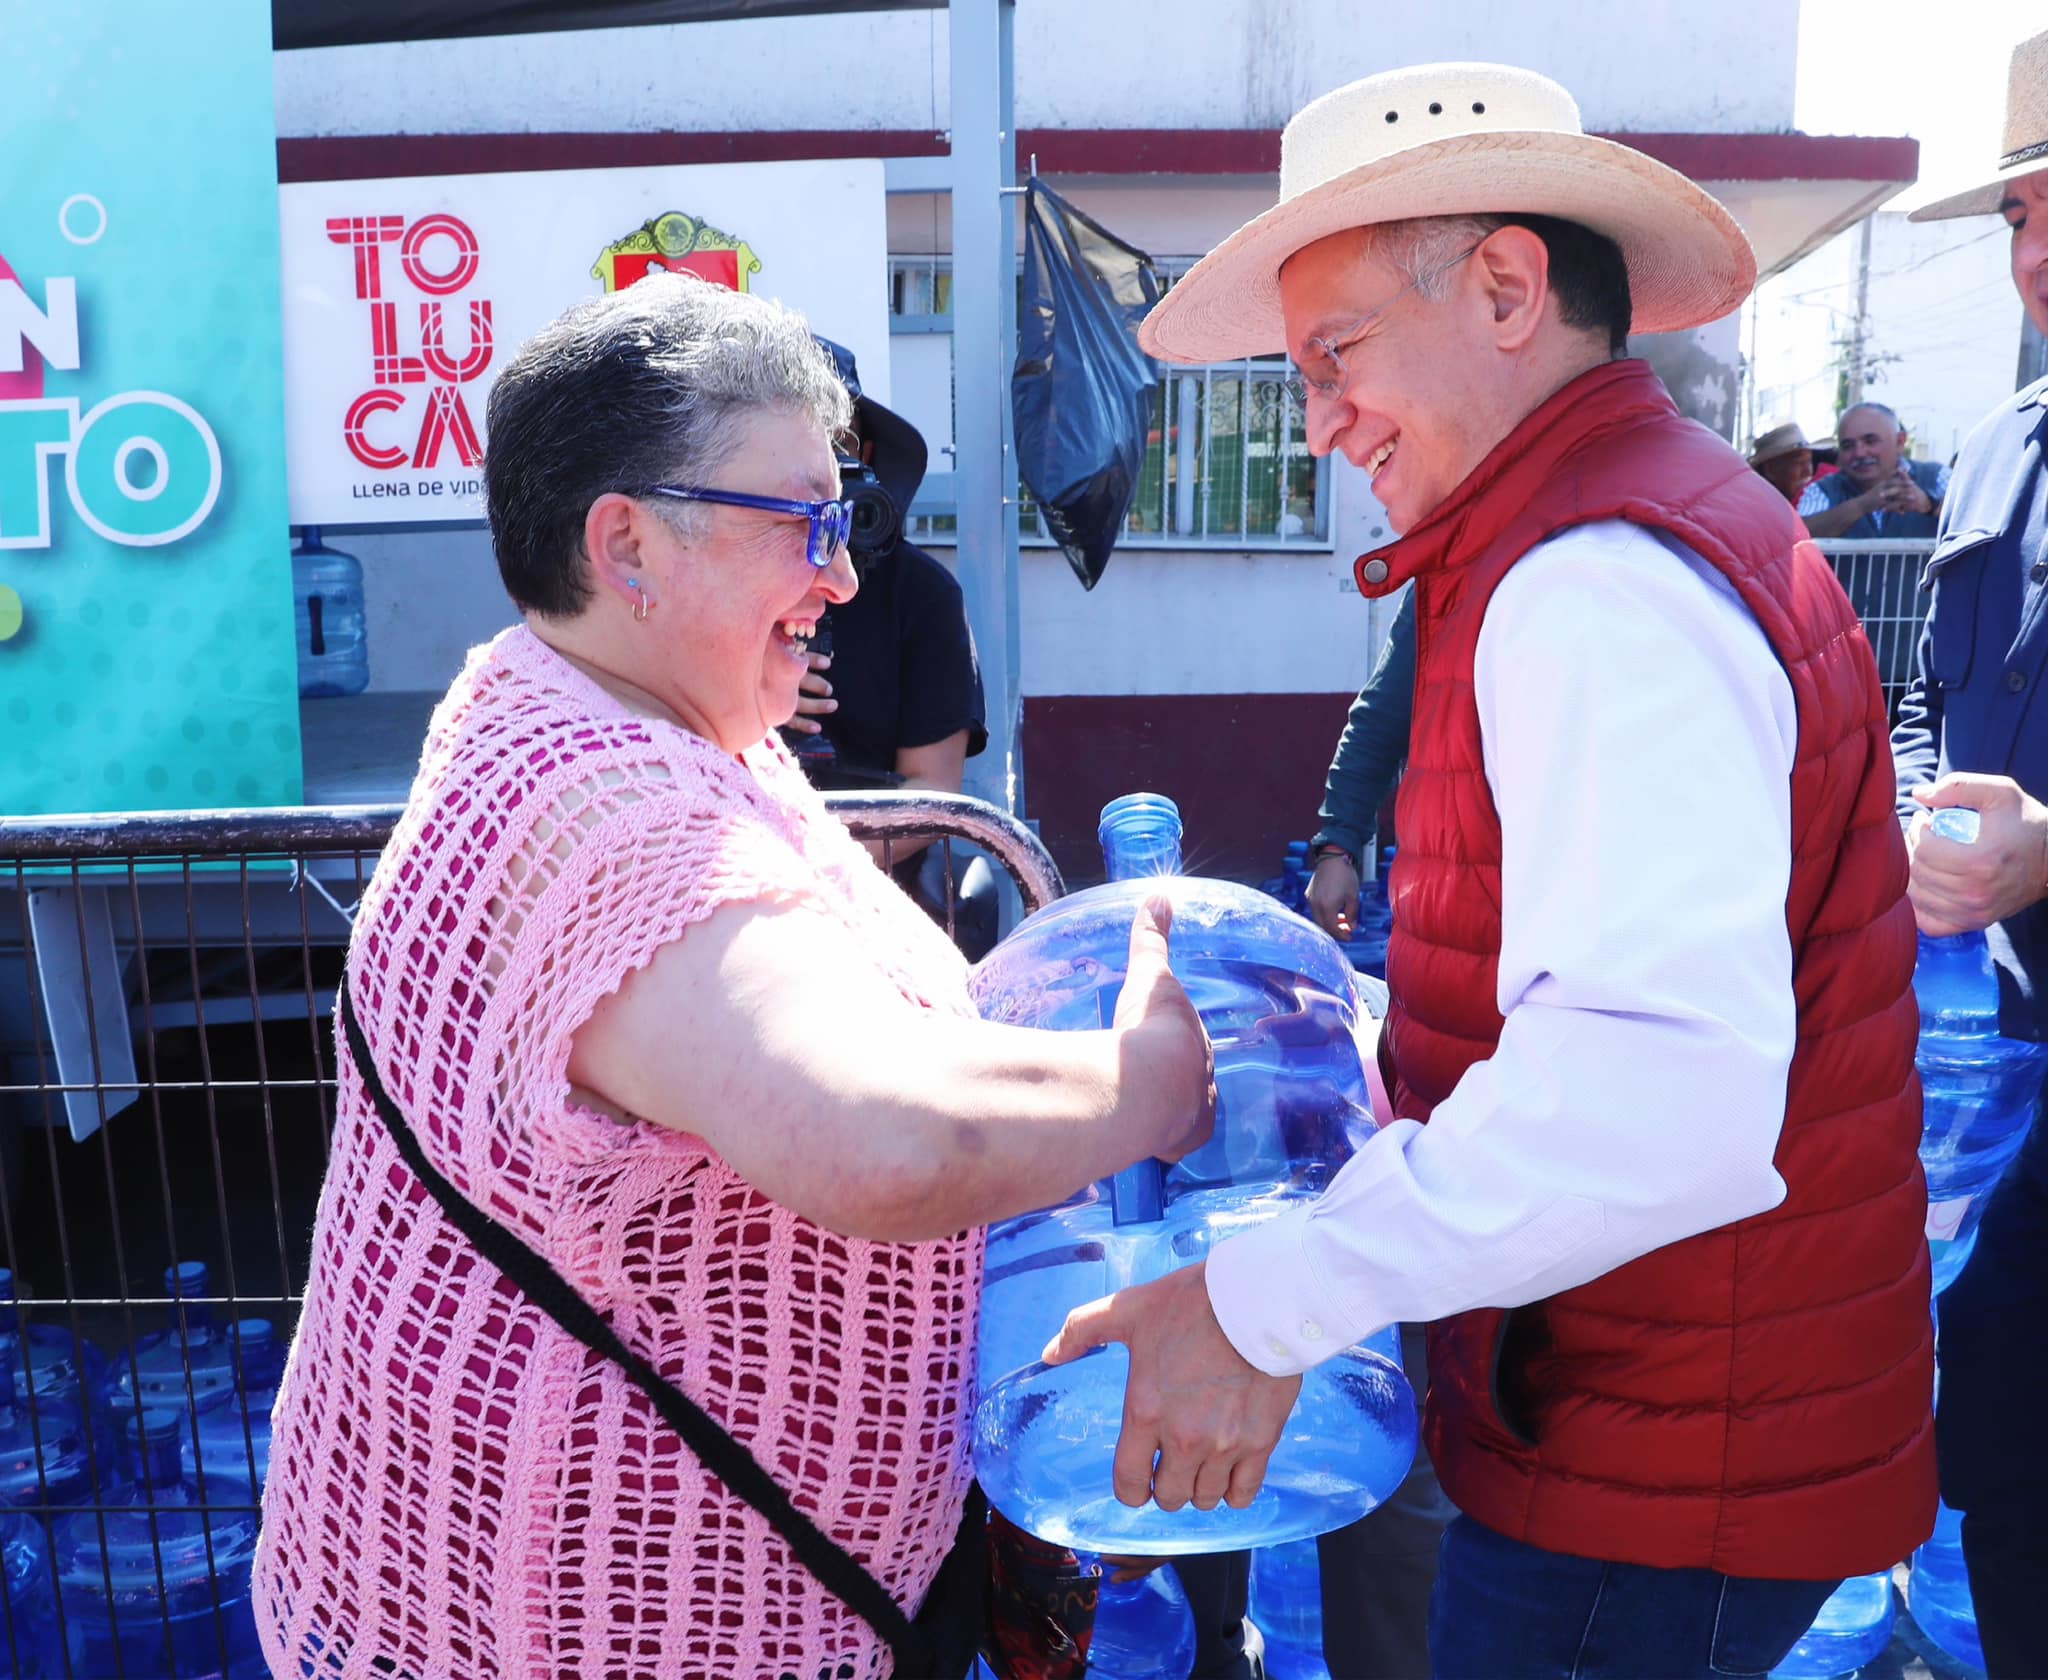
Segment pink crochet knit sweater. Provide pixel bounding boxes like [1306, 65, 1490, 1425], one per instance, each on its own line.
[256, 627, 983, 1680]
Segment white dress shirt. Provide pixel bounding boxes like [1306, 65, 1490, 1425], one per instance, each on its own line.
[1206, 519, 1802, 1377]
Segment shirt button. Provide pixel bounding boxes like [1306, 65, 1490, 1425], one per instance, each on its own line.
[1361, 558, 1390, 584]
[2008, 669, 2029, 693]
[1266, 1335, 1290, 1360]
[1300, 1319, 1326, 1342]
[2033, 561, 2047, 584]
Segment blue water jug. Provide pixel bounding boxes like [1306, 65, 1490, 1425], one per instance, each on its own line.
[972, 1556, 1197, 1680]
[0, 1510, 59, 1678]
[109, 1262, 245, 1413]
[1908, 1499, 1982, 1672]
[970, 793, 1419, 1553]
[293, 527, 370, 698]
[0, 1353, 96, 1515]
[54, 1410, 263, 1679]
[1249, 1538, 1329, 1679]
[1914, 929, 2048, 1293]
[1768, 1570, 1895, 1678]
[187, 1320, 280, 1492]
[0, 1268, 107, 1420]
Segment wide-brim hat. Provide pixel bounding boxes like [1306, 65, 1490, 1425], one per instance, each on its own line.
[1911, 29, 2048, 221]
[1139, 62, 1757, 365]
[1749, 422, 1813, 466]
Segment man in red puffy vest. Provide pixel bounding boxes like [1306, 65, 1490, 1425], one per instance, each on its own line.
[1047, 61, 1936, 1678]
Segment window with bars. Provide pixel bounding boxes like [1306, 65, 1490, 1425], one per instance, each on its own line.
[890, 257, 1331, 549]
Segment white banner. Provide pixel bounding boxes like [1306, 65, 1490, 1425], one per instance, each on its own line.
[279, 159, 891, 526]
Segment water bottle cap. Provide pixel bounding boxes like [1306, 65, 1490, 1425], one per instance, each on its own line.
[126, 1407, 184, 1447]
[165, 1260, 209, 1297]
[1931, 808, 1982, 844]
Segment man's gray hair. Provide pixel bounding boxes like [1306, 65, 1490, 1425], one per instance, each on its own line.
[1839, 400, 1903, 430]
[1363, 215, 1511, 299]
[484, 272, 852, 618]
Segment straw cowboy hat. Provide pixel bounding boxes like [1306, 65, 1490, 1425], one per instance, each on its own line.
[1749, 422, 1814, 466]
[1139, 62, 1756, 365]
[1911, 29, 2048, 221]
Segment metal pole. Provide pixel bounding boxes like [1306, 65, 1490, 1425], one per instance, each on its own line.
[948, 0, 1022, 814]
[1847, 215, 1873, 410]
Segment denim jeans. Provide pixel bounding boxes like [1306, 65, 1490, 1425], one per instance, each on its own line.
[1427, 1516, 1839, 1680]
[1936, 1114, 2048, 1678]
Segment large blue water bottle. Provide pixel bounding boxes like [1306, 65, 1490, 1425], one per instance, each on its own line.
[108, 1262, 244, 1415]
[186, 1319, 280, 1492]
[1908, 1497, 1982, 1672]
[1249, 1538, 1329, 1679]
[54, 1410, 263, 1679]
[0, 1354, 96, 1516]
[0, 1268, 107, 1421]
[0, 1510, 59, 1678]
[970, 793, 1418, 1553]
[1914, 915, 2047, 1292]
[293, 527, 371, 698]
[1768, 1570, 1895, 1678]
[972, 1557, 1197, 1680]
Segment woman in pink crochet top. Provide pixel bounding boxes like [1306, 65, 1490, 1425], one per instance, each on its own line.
[253, 274, 1214, 1680]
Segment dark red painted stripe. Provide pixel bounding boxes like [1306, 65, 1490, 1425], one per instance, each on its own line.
[277, 128, 1918, 185]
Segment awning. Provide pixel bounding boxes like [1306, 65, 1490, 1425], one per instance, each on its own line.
[275, 0, 939, 53]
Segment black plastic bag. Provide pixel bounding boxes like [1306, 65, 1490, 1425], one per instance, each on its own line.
[1012, 180, 1161, 590]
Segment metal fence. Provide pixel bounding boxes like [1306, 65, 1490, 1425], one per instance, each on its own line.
[1817, 536, 1938, 721]
[0, 791, 1060, 1677]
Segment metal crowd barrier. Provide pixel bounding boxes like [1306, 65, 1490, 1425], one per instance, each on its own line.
[1816, 536, 1938, 722]
[0, 791, 1060, 1677]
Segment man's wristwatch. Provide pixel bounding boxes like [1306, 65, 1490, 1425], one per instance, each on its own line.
[1311, 842, 1357, 870]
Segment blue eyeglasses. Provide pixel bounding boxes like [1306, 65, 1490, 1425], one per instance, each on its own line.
[639, 485, 855, 569]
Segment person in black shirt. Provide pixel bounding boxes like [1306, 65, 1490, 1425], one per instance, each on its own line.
[789, 340, 993, 949]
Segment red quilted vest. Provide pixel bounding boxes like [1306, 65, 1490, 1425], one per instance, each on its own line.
[1364, 359, 1935, 1577]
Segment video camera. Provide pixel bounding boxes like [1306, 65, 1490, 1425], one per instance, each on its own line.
[837, 449, 901, 564]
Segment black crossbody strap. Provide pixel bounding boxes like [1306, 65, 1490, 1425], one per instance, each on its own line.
[335, 976, 926, 1666]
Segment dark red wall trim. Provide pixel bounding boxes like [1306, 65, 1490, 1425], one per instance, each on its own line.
[1022, 692, 1357, 886]
[278, 128, 1918, 185]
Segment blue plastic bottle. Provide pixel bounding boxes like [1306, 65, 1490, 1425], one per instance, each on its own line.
[1914, 928, 2048, 1292]
[109, 1262, 245, 1415]
[0, 1354, 96, 1515]
[1908, 1498, 1982, 1672]
[54, 1410, 263, 1679]
[0, 1510, 59, 1678]
[971, 793, 1418, 1553]
[1768, 1570, 1895, 1678]
[187, 1320, 281, 1492]
[1249, 1538, 1329, 1679]
[972, 1556, 1197, 1679]
[0, 1267, 107, 1420]
[292, 527, 371, 698]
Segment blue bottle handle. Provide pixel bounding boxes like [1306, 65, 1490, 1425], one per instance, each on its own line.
[1099, 984, 1165, 1226]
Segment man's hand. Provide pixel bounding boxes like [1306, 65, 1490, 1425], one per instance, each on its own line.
[1305, 852, 1360, 941]
[786, 651, 835, 734]
[1043, 1261, 1301, 1514]
[1112, 898, 1217, 1163]
[1906, 774, 2048, 934]
[1878, 467, 1935, 518]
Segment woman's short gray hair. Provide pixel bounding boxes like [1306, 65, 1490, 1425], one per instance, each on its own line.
[484, 272, 852, 617]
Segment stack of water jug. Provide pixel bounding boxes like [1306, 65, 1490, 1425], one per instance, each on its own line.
[0, 1259, 279, 1676]
[969, 793, 1417, 1675]
[1257, 839, 1393, 979]
[1773, 809, 2043, 1679]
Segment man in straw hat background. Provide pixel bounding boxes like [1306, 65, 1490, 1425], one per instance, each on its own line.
[1749, 420, 1816, 505]
[1046, 60, 1936, 1677]
[1890, 27, 2048, 1678]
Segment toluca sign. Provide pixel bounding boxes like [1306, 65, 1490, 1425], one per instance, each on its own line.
[281, 160, 892, 527]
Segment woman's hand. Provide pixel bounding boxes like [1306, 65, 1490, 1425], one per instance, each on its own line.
[785, 651, 835, 734]
[1112, 897, 1216, 1163]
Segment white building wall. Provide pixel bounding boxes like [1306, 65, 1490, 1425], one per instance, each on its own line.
[275, 1, 1796, 139]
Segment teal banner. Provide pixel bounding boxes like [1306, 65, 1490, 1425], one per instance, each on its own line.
[0, 1, 301, 815]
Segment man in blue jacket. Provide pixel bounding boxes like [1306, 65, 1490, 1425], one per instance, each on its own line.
[1888, 27, 2048, 1677]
